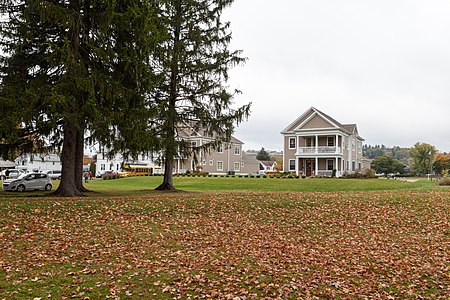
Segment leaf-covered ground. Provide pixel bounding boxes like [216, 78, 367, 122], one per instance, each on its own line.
[1, 190, 449, 299]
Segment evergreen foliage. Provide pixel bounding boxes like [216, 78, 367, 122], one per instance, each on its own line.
[256, 147, 271, 161]
[151, 0, 251, 190]
[0, 0, 160, 196]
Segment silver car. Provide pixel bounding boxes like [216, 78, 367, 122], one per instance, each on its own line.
[2, 173, 52, 192]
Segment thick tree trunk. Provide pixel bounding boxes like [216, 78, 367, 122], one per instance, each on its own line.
[53, 119, 82, 197]
[155, 154, 176, 190]
[75, 127, 89, 193]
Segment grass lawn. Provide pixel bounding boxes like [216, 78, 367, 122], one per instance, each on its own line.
[0, 177, 449, 299]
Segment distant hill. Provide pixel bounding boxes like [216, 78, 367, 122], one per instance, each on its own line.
[363, 145, 410, 166]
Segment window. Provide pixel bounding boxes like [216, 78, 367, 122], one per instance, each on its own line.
[327, 159, 334, 171]
[101, 164, 105, 171]
[306, 138, 315, 147]
[234, 146, 240, 155]
[289, 137, 296, 149]
[234, 162, 240, 171]
[209, 160, 213, 166]
[202, 159, 206, 165]
[352, 161, 356, 170]
[217, 161, 224, 171]
[191, 141, 197, 148]
[289, 159, 296, 171]
[217, 144, 223, 153]
[327, 137, 334, 147]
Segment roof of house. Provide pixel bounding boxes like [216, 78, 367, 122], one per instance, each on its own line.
[259, 161, 276, 167]
[281, 106, 363, 140]
[0, 160, 15, 168]
[178, 121, 243, 145]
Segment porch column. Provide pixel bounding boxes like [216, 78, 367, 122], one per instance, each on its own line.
[315, 135, 318, 154]
[335, 134, 339, 153]
[315, 157, 318, 176]
[335, 157, 338, 176]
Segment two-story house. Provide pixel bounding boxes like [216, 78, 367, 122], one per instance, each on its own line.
[175, 123, 244, 175]
[281, 107, 370, 177]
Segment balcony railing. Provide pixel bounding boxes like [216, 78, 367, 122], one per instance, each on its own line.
[297, 146, 342, 154]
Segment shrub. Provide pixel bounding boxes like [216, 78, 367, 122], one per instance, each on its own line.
[361, 169, 377, 179]
[438, 177, 450, 186]
[266, 172, 283, 178]
[102, 173, 119, 180]
[438, 170, 450, 186]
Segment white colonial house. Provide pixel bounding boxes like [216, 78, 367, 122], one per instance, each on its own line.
[95, 148, 159, 176]
[15, 153, 62, 172]
[281, 107, 371, 177]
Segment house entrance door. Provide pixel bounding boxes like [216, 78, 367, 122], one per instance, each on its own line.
[305, 159, 314, 176]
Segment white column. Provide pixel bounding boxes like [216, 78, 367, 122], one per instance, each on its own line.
[335, 157, 338, 175]
[315, 135, 319, 154]
[315, 157, 318, 176]
[335, 134, 339, 153]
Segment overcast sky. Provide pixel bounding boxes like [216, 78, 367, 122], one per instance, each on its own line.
[224, 0, 450, 153]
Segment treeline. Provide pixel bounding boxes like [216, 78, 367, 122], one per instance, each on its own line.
[363, 145, 410, 165]
[365, 143, 450, 176]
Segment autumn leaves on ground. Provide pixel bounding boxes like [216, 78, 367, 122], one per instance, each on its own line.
[1, 189, 449, 299]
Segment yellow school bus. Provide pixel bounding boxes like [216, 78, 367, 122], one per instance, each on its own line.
[120, 165, 153, 177]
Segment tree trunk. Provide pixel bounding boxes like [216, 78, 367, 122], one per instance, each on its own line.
[155, 155, 175, 190]
[75, 127, 89, 193]
[53, 119, 83, 197]
[156, 0, 181, 191]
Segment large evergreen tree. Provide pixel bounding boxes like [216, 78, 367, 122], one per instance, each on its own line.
[152, 0, 251, 190]
[256, 147, 270, 161]
[0, 0, 159, 196]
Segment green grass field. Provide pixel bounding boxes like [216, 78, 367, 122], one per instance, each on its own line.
[1, 177, 449, 299]
[80, 175, 440, 192]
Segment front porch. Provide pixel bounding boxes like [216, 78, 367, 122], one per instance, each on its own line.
[296, 157, 344, 177]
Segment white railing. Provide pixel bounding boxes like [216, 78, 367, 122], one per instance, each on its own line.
[317, 170, 333, 177]
[297, 146, 342, 154]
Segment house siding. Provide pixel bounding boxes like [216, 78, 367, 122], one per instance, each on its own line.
[302, 115, 334, 129]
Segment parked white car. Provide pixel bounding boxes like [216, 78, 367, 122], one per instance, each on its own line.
[2, 173, 52, 192]
[0, 169, 25, 180]
[42, 169, 62, 180]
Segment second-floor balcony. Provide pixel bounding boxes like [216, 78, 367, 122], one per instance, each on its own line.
[297, 146, 343, 155]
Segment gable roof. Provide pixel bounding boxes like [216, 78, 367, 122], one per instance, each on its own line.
[259, 161, 276, 167]
[177, 121, 243, 144]
[281, 107, 362, 139]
